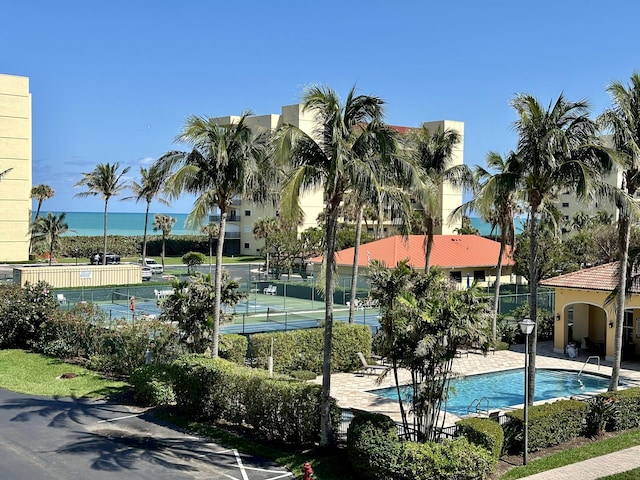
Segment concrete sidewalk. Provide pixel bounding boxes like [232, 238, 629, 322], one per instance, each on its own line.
[519, 445, 640, 479]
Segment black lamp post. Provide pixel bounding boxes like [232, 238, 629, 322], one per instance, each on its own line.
[519, 317, 535, 465]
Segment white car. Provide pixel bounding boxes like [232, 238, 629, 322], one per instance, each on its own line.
[141, 266, 152, 281]
[138, 258, 163, 274]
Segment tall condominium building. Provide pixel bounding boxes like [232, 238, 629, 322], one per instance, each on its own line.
[0, 74, 31, 261]
[213, 105, 464, 256]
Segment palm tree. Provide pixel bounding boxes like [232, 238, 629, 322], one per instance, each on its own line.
[74, 163, 130, 265]
[274, 85, 410, 446]
[253, 217, 278, 280]
[452, 151, 519, 343]
[29, 184, 55, 256]
[509, 93, 608, 403]
[153, 214, 176, 269]
[122, 165, 170, 261]
[407, 125, 472, 270]
[0, 167, 12, 182]
[31, 212, 69, 265]
[598, 72, 640, 391]
[157, 111, 276, 359]
[31, 184, 55, 220]
[200, 222, 219, 276]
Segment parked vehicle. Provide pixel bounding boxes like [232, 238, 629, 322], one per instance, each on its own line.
[138, 258, 163, 274]
[89, 252, 121, 265]
[141, 266, 152, 281]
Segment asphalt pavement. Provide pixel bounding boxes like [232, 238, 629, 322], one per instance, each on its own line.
[0, 389, 293, 480]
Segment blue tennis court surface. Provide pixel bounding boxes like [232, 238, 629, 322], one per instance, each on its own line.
[95, 294, 381, 333]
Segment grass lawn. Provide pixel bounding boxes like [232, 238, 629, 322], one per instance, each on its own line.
[0, 349, 128, 398]
[500, 429, 640, 479]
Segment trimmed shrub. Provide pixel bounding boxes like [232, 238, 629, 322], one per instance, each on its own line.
[600, 387, 640, 431]
[0, 281, 58, 349]
[248, 322, 371, 374]
[396, 437, 493, 480]
[171, 354, 337, 445]
[504, 399, 588, 452]
[347, 412, 401, 480]
[130, 364, 176, 406]
[219, 333, 248, 365]
[456, 417, 504, 465]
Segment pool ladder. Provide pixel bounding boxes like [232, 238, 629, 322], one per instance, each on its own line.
[578, 355, 601, 377]
[467, 397, 490, 415]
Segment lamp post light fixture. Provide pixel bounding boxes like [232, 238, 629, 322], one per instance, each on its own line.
[519, 317, 535, 466]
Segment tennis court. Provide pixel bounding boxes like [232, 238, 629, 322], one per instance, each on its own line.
[61, 287, 381, 333]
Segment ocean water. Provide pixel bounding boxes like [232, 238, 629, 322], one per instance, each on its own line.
[37, 211, 198, 237]
[39, 211, 517, 238]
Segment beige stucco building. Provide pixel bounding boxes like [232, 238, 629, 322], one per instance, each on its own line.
[214, 107, 464, 257]
[0, 74, 31, 261]
[542, 262, 640, 362]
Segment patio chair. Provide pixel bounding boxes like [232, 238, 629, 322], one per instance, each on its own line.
[56, 293, 67, 305]
[357, 352, 386, 375]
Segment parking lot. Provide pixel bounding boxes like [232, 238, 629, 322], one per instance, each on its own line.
[0, 389, 293, 480]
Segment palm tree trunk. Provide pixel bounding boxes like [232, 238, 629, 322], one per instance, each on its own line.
[348, 206, 364, 323]
[102, 199, 109, 265]
[142, 202, 150, 260]
[161, 232, 166, 267]
[212, 209, 227, 359]
[209, 236, 213, 277]
[320, 205, 339, 447]
[492, 231, 506, 343]
[610, 214, 630, 391]
[424, 218, 434, 271]
[28, 200, 45, 257]
[527, 206, 539, 406]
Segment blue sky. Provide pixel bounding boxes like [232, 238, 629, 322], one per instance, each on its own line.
[3, 0, 639, 214]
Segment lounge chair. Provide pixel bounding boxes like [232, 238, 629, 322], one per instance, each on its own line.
[263, 284, 277, 295]
[357, 352, 386, 375]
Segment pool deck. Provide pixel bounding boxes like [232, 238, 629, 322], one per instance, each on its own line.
[315, 341, 640, 427]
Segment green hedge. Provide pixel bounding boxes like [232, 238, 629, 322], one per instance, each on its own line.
[504, 399, 589, 452]
[396, 438, 493, 480]
[248, 322, 371, 374]
[59, 235, 215, 259]
[347, 412, 401, 480]
[601, 387, 640, 431]
[456, 417, 504, 465]
[171, 354, 338, 445]
[346, 412, 494, 480]
[219, 334, 248, 365]
[130, 364, 176, 406]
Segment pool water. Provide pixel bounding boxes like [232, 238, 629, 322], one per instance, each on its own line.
[369, 369, 610, 416]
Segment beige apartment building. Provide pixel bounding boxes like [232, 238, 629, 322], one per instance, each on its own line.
[0, 74, 31, 261]
[214, 106, 464, 256]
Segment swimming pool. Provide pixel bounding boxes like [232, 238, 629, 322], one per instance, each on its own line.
[368, 368, 611, 416]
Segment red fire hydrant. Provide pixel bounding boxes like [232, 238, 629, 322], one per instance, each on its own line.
[302, 461, 314, 479]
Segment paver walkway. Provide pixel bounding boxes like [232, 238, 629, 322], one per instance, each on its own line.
[519, 445, 640, 479]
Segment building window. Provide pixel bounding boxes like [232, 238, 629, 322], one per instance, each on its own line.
[562, 202, 569, 208]
[244, 243, 250, 249]
[450, 271, 462, 283]
[473, 270, 485, 281]
[245, 210, 251, 216]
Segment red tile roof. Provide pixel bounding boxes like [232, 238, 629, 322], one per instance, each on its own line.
[540, 262, 633, 293]
[309, 235, 514, 269]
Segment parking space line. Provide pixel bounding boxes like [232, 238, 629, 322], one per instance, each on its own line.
[96, 413, 143, 423]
